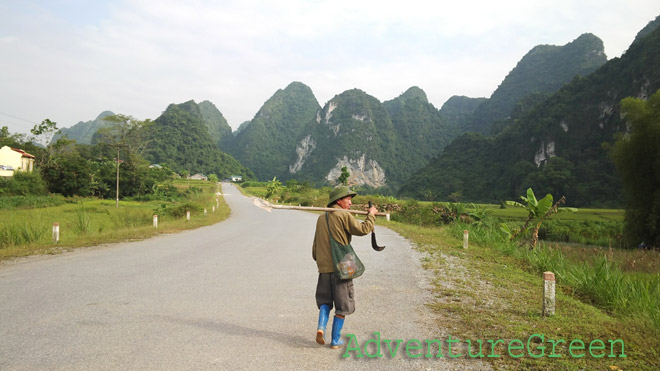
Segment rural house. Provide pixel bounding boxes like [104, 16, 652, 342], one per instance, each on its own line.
[188, 173, 208, 181]
[0, 145, 35, 177]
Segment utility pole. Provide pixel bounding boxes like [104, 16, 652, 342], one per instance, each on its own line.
[116, 147, 120, 208]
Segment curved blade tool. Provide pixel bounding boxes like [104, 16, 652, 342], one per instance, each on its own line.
[369, 201, 385, 251]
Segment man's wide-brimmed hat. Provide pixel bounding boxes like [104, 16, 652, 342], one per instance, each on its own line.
[327, 186, 357, 207]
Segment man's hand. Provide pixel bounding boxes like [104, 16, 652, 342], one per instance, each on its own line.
[368, 205, 378, 216]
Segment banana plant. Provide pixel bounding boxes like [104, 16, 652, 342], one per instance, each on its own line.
[501, 188, 577, 248]
[266, 176, 283, 198]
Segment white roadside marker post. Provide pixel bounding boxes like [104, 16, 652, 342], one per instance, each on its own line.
[52, 223, 60, 243]
[543, 271, 556, 316]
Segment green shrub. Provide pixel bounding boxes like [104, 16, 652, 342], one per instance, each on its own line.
[127, 183, 182, 202]
[154, 201, 204, 219]
[538, 219, 624, 247]
[0, 194, 67, 209]
[241, 181, 267, 188]
[0, 171, 48, 196]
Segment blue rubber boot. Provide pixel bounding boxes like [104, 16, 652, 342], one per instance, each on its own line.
[330, 315, 345, 349]
[316, 305, 330, 345]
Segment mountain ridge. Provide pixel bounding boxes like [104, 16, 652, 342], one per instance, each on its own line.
[464, 33, 607, 134]
[47, 16, 660, 201]
[399, 19, 660, 207]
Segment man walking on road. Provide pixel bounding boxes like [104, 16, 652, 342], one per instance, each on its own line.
[312, 186, 378, 348]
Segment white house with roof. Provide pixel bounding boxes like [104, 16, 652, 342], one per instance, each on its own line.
[188, 173, 208, 181]
[0, 145, 35, 177]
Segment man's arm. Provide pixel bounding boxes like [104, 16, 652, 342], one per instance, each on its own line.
[345, 212, 375, 236]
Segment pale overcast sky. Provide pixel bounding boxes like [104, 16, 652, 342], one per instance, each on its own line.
[1, 0, 659, 134]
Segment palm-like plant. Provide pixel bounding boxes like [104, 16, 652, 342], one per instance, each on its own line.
[501, 188, 577, 248]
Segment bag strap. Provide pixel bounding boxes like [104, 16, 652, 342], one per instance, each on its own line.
[325, 212, 334, 242]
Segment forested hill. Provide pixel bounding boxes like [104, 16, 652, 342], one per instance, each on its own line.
[383, 87, 456, 186]
[465, 33, 607, 134]
[52, 111, 116, 144]
[438, 95, 487, 132]
[142, 100, 253, 179]
[398, 18, 660, 207]
[198, 100, 233, 148]
[222, 81, 320, 180]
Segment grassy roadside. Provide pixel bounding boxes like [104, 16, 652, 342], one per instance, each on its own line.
[0, 181, 231, 261]
[387, 221, 659, 370]
[226, 184, 660, 368]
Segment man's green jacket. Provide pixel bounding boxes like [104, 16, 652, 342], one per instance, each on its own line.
[312, 204, 375, 273]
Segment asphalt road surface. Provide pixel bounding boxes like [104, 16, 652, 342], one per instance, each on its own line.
[0, 183, 489, 370]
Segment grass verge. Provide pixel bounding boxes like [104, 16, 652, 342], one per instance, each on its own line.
[0, 182, 230, 261]
[387, 221, 660, 370]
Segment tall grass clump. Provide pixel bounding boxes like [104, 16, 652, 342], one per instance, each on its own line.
[0, 223, 48, 247]
[73, 203, 92, 235]
[557, 255, 660, 327]
[107, 207, 152, 229]
[446, 220, 660, 329]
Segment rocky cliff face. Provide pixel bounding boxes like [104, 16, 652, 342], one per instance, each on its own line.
[325, 154, 387, 187]
[289, 134, 315, 174]
[263, 86, 456, 189]
[283, 89, 397, 188]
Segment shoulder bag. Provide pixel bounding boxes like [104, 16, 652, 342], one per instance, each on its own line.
[326, 212, 365, 279]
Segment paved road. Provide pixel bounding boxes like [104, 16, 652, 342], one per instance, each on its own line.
[0, 183, 488, 370]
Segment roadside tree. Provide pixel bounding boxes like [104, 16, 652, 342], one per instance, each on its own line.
[612, 89, 660, 248]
